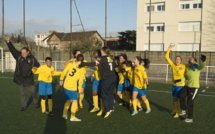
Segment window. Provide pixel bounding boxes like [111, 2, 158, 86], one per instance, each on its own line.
[181, 4, 190, 9]
[146, 26, 154, 32]
[145, 23, 165, 32]
[178, 22, 200, 32]
[144, 44, 164, 51]
[180, 0, 202, 10]
[146, 2, 165, 12]
[177, 44, 199, 51]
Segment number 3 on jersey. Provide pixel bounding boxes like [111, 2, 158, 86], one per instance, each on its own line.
[69, 68, 77, 77]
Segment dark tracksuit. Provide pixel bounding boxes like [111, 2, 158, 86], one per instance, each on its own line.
[81, 56, 117, 112]
[179, 61, 206, 119]
[7, 42, 40, 108]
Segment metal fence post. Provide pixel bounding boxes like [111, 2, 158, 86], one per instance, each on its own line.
[206, 66, 209, 85]
[55, 61, 57, 71]
[166, 64, 168, 81]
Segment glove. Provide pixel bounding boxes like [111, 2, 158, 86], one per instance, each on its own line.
[91, 76, 95, 83]
[174, 79, 181, 83]
[147, 85, 149, 90]
[200, 54, 206, 62]
[192, 64, 198, 71]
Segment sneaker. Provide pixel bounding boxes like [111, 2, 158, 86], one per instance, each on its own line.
[119, 100, 124, 106]
[183, 118, 193, 123]
[48, 111, 54, 116]
[62, 114, 68, 120]
[179, 110, 186, 116]
[138, 108, 143, 112]
[173, 113, 179, 118]
[104, 110, 114, 118]
[20, 106, 27, 111]
[70, 117, 81, 122]
[90, 107, 100, 113]
[131, 111, 138, 116]
[145, 109, 151, 114]
[42, 111, 49, 114]
[97, 110, 103, 116]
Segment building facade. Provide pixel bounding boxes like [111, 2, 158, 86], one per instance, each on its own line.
[34, 31, 55, 47]
[137, 0, 215, 52]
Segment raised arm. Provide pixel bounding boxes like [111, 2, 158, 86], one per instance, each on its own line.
[165, 44, 174, 66]
[5, 37, 20, 60]
[197, 55, 206, 70]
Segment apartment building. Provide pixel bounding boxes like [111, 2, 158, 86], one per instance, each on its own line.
[137, 0, 215, 52]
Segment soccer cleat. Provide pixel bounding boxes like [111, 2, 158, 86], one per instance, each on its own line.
[138, 108, 143, 112]
[90, 107, 100, 113]
[42, 111, 49, 114]
[131, 111, 138, 116]
[104, 110, 114, 118]
[97, 110, 103, 116]
[70, 117, 81, 122]
[48, 111, 54, 116]
[80, 106, 83, 109]
[179, 110, 186, 116]
[145, 109, 151, 114]
[119, 102, 123, 106]
[62, 115, 68, 120]
[183, 118, 193, 123]
[76, 108, 79, 111]
[173, 113, 179, 118]
[20, 106, 27, 111]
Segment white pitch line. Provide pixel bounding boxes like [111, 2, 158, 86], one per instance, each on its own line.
[1, 77, 215, 97]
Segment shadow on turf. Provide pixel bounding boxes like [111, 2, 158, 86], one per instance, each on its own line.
[149, 100, 171, 113]
[27, 84, 40, 107]
[43, 79, 67, 134]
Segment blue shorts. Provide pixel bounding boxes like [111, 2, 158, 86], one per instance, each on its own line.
[172, 85, 184, 98]
[82, 80, 86, 88]
[64, 88, 78, 100]
[129, 85, 134, 96]
[117, 83, 125, 92]
[92, 79, 102, 92]
[133, 86, 146, 96]
[39, 81, 52, 96]
[124, 78, 130, 88]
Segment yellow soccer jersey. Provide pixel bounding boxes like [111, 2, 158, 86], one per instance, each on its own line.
[60, 63, 85, 91]
[117, 63, 125, 84]
[165, 48, 186, 86]
[32, 65, 62, 83]
[93, 66, 101, 81]
[134, 65, 147, 89]
[125, 67, 134, 85]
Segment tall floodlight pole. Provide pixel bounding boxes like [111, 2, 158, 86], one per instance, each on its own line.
[199, 0, 203, 52]
[70, 0, 73, 59]
[23, 0, 25, 41]
[148, 0, 151, 52]
[2, 0, 4, 47]
[105, 0, 107, 46]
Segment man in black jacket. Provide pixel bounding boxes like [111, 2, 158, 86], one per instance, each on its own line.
[5, 37, 40, 111]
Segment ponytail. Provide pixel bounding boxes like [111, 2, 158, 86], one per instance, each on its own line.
[136, 56, 150, 69]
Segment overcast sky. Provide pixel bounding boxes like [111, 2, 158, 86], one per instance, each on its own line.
[0, 0, 137, 39]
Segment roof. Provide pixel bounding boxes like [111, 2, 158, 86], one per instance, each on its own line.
[45, 31, 104, 42]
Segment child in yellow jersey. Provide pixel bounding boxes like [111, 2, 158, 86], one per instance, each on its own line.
[63, 50, 87, 110]
[131, 56, 151, 116]
[123, 61, 143, 111]
[115, 54, 128, 105]
[60, 54, 85, 122]
[165, 44, 186, 118]
[89, 50, 104, 116]
[32, 57, 62, 115]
